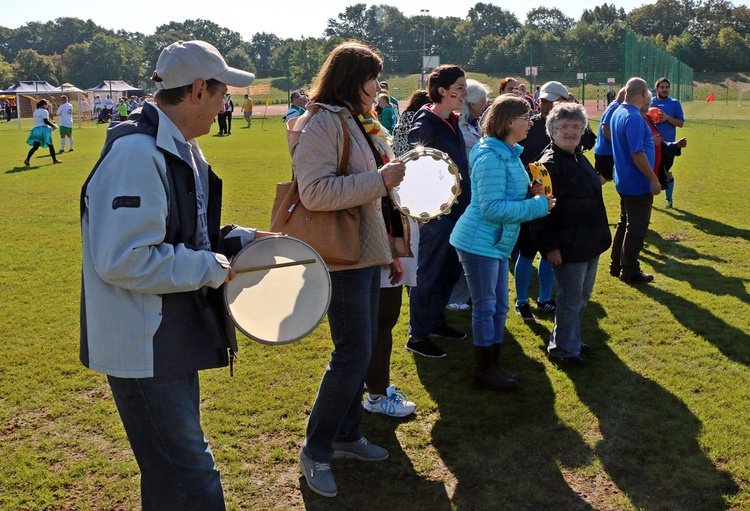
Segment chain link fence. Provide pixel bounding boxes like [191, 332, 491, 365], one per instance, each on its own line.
[380, 29, 749, 121]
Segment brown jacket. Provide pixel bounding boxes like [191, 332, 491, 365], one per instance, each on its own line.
[289, 103, 392, 272]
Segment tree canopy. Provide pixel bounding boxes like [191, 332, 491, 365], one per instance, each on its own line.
[0, 2, 748, 90]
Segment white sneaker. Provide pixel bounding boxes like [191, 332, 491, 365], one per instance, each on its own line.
[364, 385, 416, 417]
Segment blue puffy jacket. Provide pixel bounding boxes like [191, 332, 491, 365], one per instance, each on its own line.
[450, 136, 549, 259]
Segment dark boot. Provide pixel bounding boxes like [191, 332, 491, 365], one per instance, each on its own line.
[491, 344, 519, 382]
[472, 346, 519, 391]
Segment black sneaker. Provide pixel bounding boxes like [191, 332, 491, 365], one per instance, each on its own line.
[609, 263, 621, 277]
[548, 354, 586, 367]
[620, 271, 654, 284]
[431, 325, 467, 339]
[405, 337, 446, 358]
[515, 303, 536, 322]
[537, 299, 556, 313]
[579, 343, 592, 357]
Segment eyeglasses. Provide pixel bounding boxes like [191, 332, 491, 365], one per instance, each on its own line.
[515, 115, 532, 122]
[208, 85, 228, 96]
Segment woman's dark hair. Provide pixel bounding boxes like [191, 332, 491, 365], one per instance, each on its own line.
[308, 41, 383, 115]
[427, 65, 465, 103]
[36, 99, 48, 109]
[483, 95, 531, 141]
[154, 78, 222, 106]
[405, 90, 430, 112]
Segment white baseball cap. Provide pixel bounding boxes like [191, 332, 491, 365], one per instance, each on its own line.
[539, 81, 569, 102]
[153, 40, 255, 90]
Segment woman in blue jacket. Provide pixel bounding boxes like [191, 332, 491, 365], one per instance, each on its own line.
[450, 95, 555, 390]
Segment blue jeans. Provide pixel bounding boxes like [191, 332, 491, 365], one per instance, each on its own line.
[514, 255, 554, 305]
[457, 249, 509, 348]
[409, 219, 463, 338]
[548, 256, 599, 358]
[108, 372, 225, 511]
[304, 266, 379, 463]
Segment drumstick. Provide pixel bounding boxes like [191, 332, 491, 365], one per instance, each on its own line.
[234, 259, 317, 274]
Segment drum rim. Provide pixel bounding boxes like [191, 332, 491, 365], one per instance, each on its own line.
[389, 146, 462, 221]
[223, 235, 332, 345]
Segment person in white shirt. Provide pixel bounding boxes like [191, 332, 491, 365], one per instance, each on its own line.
[55, 95, 75, 152]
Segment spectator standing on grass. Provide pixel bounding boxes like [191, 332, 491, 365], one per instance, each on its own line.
[405, 65, 471, 359]
[379, 80, 399, 115]
[55, 95, 75, 153]
[242, 93, 253, 127]
[651, 77, 685, 209]
[93, 95, 102, 117]
[23, 99, 62, 166]
[594, 87, 625, 184]
[609, 77, 660, 284]
[514, 81, 571, 323]
[390, 89, 429, 157]
[376, 92, 398, 134]
[450, 95, 554, 390]
[447, 78, 491, 312]
[291, 41, 406, 499]
[529, 102, 611, 368]
[224, 93, 234, 134]
[285, 91, 307, 122]
[80, 40, 259, 508]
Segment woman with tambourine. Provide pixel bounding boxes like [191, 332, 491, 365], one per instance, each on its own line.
[528, 102, 611, 367]
[291, 41, 406, 499]
[450, 95, 556, 391]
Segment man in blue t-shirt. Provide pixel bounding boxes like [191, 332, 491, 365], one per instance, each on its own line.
[609, 77, 662, 284]
[651, 77, 685, 208]
[593, 87, 625, 183]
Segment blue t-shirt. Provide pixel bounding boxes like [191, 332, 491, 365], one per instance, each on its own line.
[594, 100, 620, 156]
[611, 103, 655, 196]
[651, 96, 683, 142]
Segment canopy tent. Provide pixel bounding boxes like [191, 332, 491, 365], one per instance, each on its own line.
[87, 80, 143, 98]
[0, 80, 89, 128]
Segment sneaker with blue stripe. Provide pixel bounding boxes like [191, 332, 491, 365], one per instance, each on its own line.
[363, 385, 416, 417]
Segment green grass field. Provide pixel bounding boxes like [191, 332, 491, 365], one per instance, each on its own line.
[0, 114, 748, 510]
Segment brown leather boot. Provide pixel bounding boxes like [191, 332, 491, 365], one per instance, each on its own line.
[472, 346, 519, 391]
[491, 344, 519, 382]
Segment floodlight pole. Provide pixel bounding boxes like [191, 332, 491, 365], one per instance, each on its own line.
[420, 9, 430, 89]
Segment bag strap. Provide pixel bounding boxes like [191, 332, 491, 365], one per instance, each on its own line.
[277, 111, 351, 226]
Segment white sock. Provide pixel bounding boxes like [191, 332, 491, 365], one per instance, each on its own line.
[60, 138, 66, 151]
[69, 137, 74, 150]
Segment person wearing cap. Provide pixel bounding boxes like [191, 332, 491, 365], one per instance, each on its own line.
[609, 77, 661, 284]
[80, 40, 266, 508]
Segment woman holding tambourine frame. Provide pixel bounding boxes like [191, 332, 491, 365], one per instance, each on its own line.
[291, 41, 406, 499]
[450, 95, 556, 391]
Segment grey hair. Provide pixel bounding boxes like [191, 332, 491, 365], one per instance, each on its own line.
[461, 79, 490, 118]
[545, 102, 588, 138]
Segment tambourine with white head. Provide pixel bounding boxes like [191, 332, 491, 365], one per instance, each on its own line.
[224, 236, 331, 345]
[389, 147, 462, 221]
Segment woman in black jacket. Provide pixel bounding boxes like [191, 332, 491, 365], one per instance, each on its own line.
[529, 102, 611, 367]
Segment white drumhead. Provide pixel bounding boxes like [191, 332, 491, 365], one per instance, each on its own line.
[390, 147, 461, 220]
[224, 236, 331, 345]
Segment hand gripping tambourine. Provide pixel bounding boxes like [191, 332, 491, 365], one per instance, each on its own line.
[224, 236, 331, 345]
[389, 147, 462, 221]
[528, 162, 553, 196]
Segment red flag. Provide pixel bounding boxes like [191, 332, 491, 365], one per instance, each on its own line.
[706, 93, 715, 102]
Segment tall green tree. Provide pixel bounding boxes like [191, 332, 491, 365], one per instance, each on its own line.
[12, 48, 56, 82]
[249, 32, 283, 78]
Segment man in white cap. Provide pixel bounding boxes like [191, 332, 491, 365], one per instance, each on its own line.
[80, 40, 268, 508]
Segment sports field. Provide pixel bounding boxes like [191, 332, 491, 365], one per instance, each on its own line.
[0, 114, 748, 510]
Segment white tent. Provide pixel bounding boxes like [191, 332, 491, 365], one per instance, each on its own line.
[0, 81, 62, 128]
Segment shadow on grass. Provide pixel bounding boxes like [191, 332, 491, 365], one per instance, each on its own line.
[663, 208, 750, 241]
[641, 233, 750, 365]
[298, 410, 453, 511]
[567, 302, 739, 511]
[414, 330, 596, 511]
